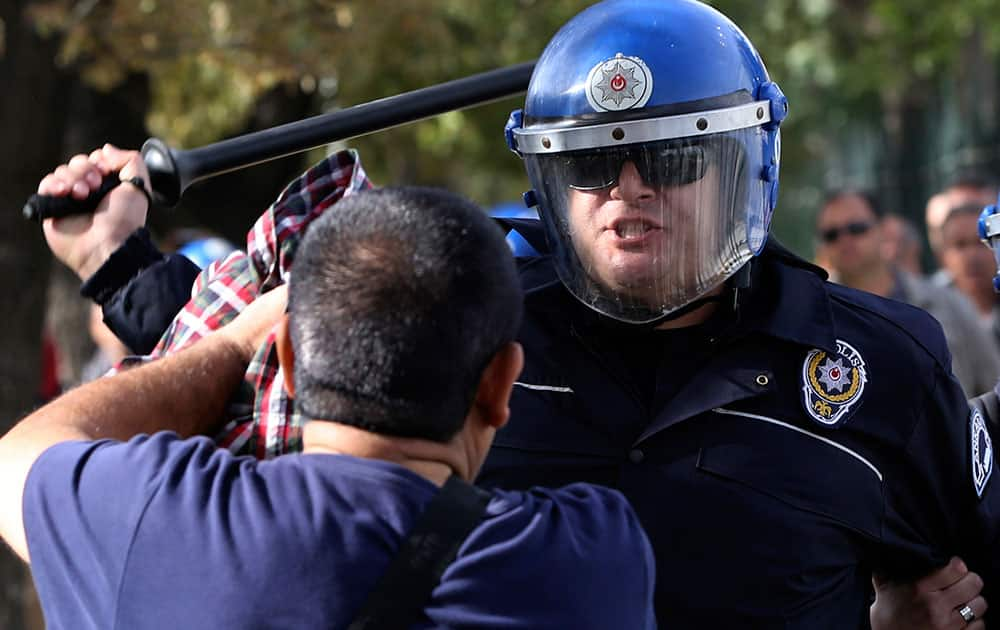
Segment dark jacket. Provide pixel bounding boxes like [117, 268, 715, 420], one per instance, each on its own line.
[81, 228, 200, 354]
[480, 223, 999, 629]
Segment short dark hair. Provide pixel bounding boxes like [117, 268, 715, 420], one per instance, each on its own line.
[820, 189, 884, 220]
[288, 186, 523, 443]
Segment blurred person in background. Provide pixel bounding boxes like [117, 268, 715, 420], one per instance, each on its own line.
[938, 203, 1000, 354]
[881, 213, 924, 276]
[817, 189, 1000, 396]
[926, 175, 997, 286]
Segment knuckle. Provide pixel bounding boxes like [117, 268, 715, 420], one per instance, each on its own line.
[971, 573, 984, 591]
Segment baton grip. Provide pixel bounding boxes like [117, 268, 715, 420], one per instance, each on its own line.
[23, 173, 124, 222]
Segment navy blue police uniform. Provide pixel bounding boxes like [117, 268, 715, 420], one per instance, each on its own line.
[479, 219, 1000, 629]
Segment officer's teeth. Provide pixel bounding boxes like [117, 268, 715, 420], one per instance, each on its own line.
[616, 222, 648, 238]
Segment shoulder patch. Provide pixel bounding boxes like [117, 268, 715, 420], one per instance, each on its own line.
[971, 407, 994, 498]
[801, 339, 868, 428]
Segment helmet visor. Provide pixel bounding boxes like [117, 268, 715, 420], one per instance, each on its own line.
[526, 129, 764, 324]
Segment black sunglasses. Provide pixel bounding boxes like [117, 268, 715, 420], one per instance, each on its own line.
[564, 142, 709, 191]
[819, 221, 874, 244]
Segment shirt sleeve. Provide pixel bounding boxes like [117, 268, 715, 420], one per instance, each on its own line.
[890, 362, 1000, 596]
[428, 483, 657, 629]
[80, 228, 200, 354]
[22, 433, 212, 629]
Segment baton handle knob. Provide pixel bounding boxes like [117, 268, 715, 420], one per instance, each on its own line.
[23, 174, 124, 222]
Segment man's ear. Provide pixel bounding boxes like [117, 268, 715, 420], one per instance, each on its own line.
[473, 342, 524, 429]
[274, 314, 296, 397]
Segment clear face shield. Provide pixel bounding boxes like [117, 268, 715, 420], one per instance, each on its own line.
[516, 103, 771, 324]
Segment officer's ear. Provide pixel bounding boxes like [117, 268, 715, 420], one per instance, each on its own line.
[275, 314, 296, 397]
[472, 342, 524, 429]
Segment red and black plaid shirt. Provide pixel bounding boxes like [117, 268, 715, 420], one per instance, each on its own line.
[123, 149, 373, 459]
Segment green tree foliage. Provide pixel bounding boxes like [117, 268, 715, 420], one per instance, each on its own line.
[722, 0, 1000, 251]
[23, 0, 1000, 254]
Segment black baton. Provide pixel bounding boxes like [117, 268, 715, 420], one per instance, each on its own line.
[24, 61, 535, 220]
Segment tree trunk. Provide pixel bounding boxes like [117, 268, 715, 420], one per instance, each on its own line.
[0, 1, 71, 627]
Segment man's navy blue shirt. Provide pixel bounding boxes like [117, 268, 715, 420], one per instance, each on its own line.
[481, 220, 1000, 629]
[24, 432, 656, 629]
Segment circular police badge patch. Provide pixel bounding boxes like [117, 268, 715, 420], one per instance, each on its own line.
[801, 339, 868, 427]
[971, 408, 993, 498]
[586, 53, 653, 112]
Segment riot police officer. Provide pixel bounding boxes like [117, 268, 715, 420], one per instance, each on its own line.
[482, 0, 998, 627]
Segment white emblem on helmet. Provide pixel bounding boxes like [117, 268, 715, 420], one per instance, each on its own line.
[801, 339, 868, 427]
[586, 53, 653, 112]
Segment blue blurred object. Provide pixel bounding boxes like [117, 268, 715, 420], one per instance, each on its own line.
[489, 203, 540, 257]
[489, 202, 538, 219]
[977, 199, 1000, 292]
[177, 237, 237, 270]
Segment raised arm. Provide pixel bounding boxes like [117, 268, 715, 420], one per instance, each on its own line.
[0, 285, 286, 561]
[38, 144, 200, 353]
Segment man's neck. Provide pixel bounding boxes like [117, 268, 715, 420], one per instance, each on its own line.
[301, 421, 461, 487]
[966, 286, 997, 317]
[655, 286, 724, 330]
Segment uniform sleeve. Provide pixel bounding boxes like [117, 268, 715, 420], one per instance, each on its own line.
[22, 433, 212, 628]
[80, 228, 200, 354]
[428, 483, 656, 629]
[892, 362, 1000, 595]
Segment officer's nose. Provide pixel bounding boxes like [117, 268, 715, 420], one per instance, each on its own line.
[610, 161, 656, 204]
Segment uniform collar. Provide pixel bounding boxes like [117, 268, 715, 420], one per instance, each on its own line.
[738, 239, 839, 354]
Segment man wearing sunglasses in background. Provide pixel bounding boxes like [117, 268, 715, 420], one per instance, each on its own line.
[815, 189, 1000, 397]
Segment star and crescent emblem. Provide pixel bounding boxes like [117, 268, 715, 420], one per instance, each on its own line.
[586, 53, 653, 112]
[801, 340, 868, 427]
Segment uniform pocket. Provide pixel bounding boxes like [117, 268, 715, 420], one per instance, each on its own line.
[698, 407, 884, 540]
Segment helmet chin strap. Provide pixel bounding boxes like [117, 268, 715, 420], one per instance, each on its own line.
[637, 260, 754, 329]
[728, 260, 753, 317]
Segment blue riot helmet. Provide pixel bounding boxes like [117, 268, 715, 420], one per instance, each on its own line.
[977, 199, 1000, 293]
[506, 0, 787, 324]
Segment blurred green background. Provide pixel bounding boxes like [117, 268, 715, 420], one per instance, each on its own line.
[5, 1, 1000, 626]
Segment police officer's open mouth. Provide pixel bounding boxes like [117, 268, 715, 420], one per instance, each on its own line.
[610, 218, 661, 240]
